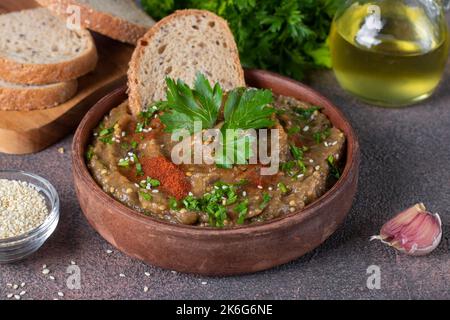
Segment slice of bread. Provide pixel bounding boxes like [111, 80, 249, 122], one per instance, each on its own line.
[36, 0, 155, 45]
[0, 79, 78, 111]
[127, 9, 246, 115]
[0, 8, 97, 85]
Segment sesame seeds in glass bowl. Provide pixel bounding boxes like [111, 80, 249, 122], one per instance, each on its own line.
[0, 170, 59, 263]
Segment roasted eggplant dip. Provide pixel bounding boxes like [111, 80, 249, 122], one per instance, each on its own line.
[87, 74, 345, 228]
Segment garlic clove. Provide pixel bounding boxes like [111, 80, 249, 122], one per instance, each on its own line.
[371, 203, 442, 256]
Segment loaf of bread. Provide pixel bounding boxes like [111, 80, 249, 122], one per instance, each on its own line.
[0, 79, 78, 111]
[127, 9, 246, 115]
[36, 0, 155, 45]
[0, 8, 98, 85]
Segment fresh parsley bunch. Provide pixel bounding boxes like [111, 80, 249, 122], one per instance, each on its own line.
[140, 0, 344, 80]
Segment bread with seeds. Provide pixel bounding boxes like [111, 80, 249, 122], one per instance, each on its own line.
[36, 0, 155, 45]
[127, 9, 245, 115]
[0, 8, 97, 85]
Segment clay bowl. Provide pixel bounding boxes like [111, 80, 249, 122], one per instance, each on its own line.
[72, 69, 360, 276]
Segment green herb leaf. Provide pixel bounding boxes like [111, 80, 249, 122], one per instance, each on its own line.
[235, 199, 249, 225]
[159, 73, 223, 134]
[223, 88, 275, 130]
[86, 145, 94, 161]
[277, 182, 289, 194]
[327, 155, 341, 179]
[259, 192, 272, 210]
[295, 106, 321, 120]
[169, 197, 178, 210]
[139, 191, 153, 201]
[313, 127, 331, 143]
[118, 158, 130, 167]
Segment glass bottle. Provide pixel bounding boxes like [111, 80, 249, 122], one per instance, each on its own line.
[330, 0, 449, 107]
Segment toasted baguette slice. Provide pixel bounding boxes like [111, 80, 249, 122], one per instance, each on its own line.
[0, 79, 78, 111]
[128, 9, 246, 115]
[0, 8, 97, 85]
[36, 0, 155, 45]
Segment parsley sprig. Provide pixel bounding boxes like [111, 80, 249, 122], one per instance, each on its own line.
[158, 73, 276, 168]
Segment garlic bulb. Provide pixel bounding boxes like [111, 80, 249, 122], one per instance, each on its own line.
[371, 203, 442, 256]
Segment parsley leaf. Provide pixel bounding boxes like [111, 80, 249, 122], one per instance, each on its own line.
[235, 199, 249, 225]
[295, 106, 321, 120]
[159, 73, 222, 134]
[327, 155, 341, 179]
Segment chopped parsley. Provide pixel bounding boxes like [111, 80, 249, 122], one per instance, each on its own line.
[287, 126, 301, 135]
[180, 181, 246, 228]
[98, 126, 115, 144]
[295, 106, 321, 120]
[131, 141, 138, 149]
[259, 192, 272, 210]
[86, 145, 94, 161]
[118, 158, 130, 168]
[139, 191, 152, 201]
[327, 155, 341, 179]
[280, 144, 307, 177]
[135, 163, 144, 176]
[139, 177, 160, 189]
[314, 127, 331, 143]
[169, 197, 179, 210]
[277, 182, 289, 194]
[235, 199, 249, 225]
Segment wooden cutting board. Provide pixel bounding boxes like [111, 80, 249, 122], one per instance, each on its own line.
[0, 0, 134, 154]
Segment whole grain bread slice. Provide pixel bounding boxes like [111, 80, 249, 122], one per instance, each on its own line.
[36, 0, 155, 45]
[127, 9, 246, 115]
[0, 8, 97, 85]
[0, 79, 78, 111]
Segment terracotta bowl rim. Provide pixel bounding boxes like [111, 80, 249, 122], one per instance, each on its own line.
[72, 69, 360, 237]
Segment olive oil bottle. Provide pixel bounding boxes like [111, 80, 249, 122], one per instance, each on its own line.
[330, 1, 449, 107]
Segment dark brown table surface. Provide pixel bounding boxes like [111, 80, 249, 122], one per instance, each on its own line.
[1, 39, 450, 301]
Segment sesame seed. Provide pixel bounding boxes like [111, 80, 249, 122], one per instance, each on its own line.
[20, 282, 25, 287]
[185, 172, 192, 177]
[290, 207, 296, 212]
[257, 185, 263, 190]
[42, 269, 50, 275]
[14, 295, 20, 300]
[106, 249, 113, 254]
[70, 261, 76, 265]
[188, 192, 193, 196]
[315, 165, 321, 171]
[12, 284, 18, 290]
[268, 187, 273, 191]
[152, 189, 159, 193]
[289, 200, 296, 206]
[119, 273, 125, 277]
[42, 265, 47, 269]
[19, 291, 26, 296]
[242, 191, 247, 197]
[201, 281, 207, 285]
[297, 174, 304, 179]
[57, 147, 65, 154]
[303, 125, 310, 132]
[144, 272, 150, 277]
[144, 286, 149, 293]
[6, 283, 12, 287]
[0, 180, 50, 239]
[324, 142, 329, 147]
[49, 276, 55, 281]
[6, 293, 13, 298]
[309, 159, 314, 163]
[57, 292, 64, 297]
[171, 271, 177, 274]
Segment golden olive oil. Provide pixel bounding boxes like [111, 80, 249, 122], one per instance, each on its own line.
[330, 2, 449, 107]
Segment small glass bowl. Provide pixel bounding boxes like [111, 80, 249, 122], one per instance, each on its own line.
[0, 170, 60, 263]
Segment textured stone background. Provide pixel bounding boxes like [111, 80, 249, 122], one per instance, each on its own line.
[1, 22, 449, 301]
